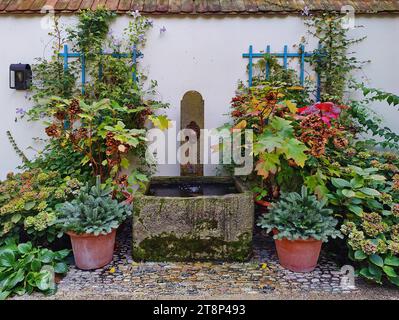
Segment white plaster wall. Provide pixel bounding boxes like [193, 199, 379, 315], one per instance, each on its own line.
[0, 14, 398, 179]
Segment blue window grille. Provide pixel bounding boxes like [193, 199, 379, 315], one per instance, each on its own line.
[58, 44, 140, 94]
[242, 45, 321, 101]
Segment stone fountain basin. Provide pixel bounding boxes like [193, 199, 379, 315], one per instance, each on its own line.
[132, 176, 254, 262]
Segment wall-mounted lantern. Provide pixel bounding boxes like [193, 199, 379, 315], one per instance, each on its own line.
[9, 64, 32, 90]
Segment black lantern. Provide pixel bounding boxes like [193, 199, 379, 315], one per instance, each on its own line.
[9, 64, 32, 90]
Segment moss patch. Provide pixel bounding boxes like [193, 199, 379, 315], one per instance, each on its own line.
[133, 232, 252, 262]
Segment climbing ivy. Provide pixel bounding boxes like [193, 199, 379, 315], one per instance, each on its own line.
[306, 12, 368, 103]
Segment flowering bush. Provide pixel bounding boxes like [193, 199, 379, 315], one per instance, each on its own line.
[0, 169, 81, 244]
[297, 102, 347, 126]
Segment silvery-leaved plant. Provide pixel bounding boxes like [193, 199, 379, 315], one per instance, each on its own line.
[56, 176, 132, 236]
[257, 187, 342, 242]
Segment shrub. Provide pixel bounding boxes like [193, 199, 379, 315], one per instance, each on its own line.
[258, 187, 342, 242]
[56, 176, 132, 236]
[0, 169, 81, 245]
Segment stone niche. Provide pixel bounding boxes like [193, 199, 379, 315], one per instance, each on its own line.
[132, 176, 254, 262]
[180, 91, 204, 176]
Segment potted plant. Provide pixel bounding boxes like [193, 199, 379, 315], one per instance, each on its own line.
[56, 176, 132, 270]
[257, 187, 342, 272]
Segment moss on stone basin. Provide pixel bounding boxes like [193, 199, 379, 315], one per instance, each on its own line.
[133, 176, 254, 262]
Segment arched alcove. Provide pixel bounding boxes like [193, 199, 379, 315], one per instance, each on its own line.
[180, 91, 204, 176]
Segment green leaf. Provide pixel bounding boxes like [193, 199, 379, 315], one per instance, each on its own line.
[11, 214, 22, 224]
[369, 254, 384, 267]
[369, 174, 386, 182]
[38, 250, 55, 263]
[359, 187, 381, 197]
[24, 201, 36, 211]
[0, 291, 10, 300]
[389, 276, 399, 286]
[348, 205, 363, 217]
[342, 189, 356, 198]
[383, 265, 398, 277]
[31, 259, 42, 272]
[385, 256, 399, 267]
[354, 250, 367, 260]
[368, 264, 382, 282]
[55, 249, 70, 260]
[331, 178, 351, 189]
[270, 117, 294, 138]
[359, 267, 373, 279]
[350, 176, 364, 188]
[284, 138, 308, 167]
[17, 243, 32, 254]
[0, 250, 15, 267]
[54, 262, 68, 274]
[36, 271, 52, 291]
[255, 153, 280, 178]
[120, 157, 129, 169]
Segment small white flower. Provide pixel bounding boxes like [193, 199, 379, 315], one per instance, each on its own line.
[130, 10, 141, 19]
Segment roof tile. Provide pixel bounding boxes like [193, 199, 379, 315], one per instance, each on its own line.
[1, 0, 398, 14]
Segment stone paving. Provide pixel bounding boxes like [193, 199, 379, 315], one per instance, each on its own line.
[48, 219, 359, 299]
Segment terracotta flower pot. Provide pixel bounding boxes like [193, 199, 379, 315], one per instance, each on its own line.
[67, 229, 116, 270]
[254, 195, 271, 213]
[272, 229, 322, 272]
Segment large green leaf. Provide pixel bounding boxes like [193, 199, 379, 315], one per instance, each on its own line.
[359, 187, 381, 197]
[54, 262, 68, 274]
[389, 276, 399, 286]
[350, 176, 364, 188]
[17, 243, 32, 255]
[24, 201, 36, 211]
[270, 117, 294, 138]
[11, 214, 22, 224]
[255, 153, 280, 178]
[36, 271, 53, 291]
[385, 256, 399, 267]
[0, 291, 10, 300]
[342, 189, 356, 198]
[383, 265, 398, 277]
[368, 264, 382, 282]
[284, 138, 308, 167]
[38, 250, 55, 263]
[31, 259, 42, 272]
[331, 178, 351, 189]
[354, 250, 367, 260]
[369, 254, 384, 267]
[256, 135, 285, 153]
[0, 250, 15, 267]
[348, 205, 363, 217]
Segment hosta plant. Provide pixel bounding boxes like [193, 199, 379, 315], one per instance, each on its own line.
[0, 239, 69, 300]
[258, 187, 342, 242]
[56, 176, 132, 236]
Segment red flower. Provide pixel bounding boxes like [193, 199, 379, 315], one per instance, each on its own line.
[316, 102, 334, 112]
[297, 106, 308, 114]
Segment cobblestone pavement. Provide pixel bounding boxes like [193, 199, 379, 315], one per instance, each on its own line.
[34, 219, 364, 300]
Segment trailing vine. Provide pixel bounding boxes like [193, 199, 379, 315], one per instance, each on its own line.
[6, 131, 29, 164]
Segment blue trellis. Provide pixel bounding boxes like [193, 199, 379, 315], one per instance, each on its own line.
[59, 44, 140, 94]
[242, 45, 321, 101]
